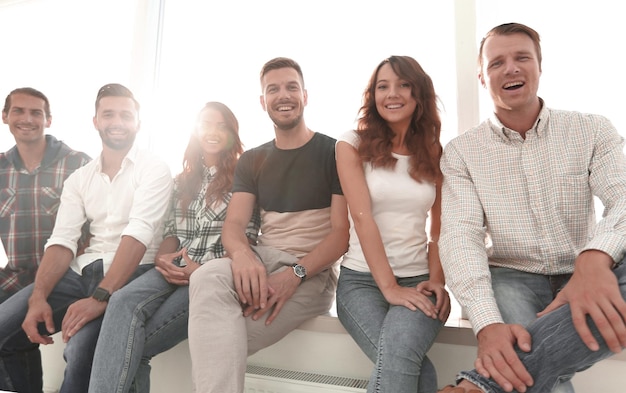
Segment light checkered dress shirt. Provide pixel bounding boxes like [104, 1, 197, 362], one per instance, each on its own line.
[440, 103, 626, 334]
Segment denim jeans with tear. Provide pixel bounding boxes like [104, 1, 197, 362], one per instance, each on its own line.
[337, 266, 443, 393]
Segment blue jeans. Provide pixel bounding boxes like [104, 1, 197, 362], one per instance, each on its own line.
[490, 267, 575, 393]
[0, 287, 43, 393]
[336, 266, 443, 393]
[461, 262, 626, 393]
[89, 267, 189, 393]
[0, 260, 151, 393]
[0, 288, 12, 303]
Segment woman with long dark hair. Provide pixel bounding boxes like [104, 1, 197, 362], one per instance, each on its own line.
[336, 56, 450, 393]
[88, 102, 260, 393]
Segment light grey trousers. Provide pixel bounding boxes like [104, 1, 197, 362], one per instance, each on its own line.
[188, 246, 337, 393]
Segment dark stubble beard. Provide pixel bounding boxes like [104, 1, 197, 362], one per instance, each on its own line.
[99, 127, 136, 151]
[268, 111, 304, 132]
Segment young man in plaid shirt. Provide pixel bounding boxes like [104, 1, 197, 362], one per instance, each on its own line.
[0, 87, 90, 392]
[1, 88, 90, 299]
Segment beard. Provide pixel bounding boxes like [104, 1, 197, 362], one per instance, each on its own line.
[99, 127, 136, 151]
[267, 110, 304, 132]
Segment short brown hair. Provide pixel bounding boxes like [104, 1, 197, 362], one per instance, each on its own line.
[3, 87, 51, 118]
[478, 23, 542, 70]
[259, 57, 305, 88]
[95, 83, 140, 113]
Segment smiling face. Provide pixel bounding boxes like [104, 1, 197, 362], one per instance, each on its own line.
[194, 107, 231, 165]
[260, 67, 307, 132]
[93, 96, 140, 152]
[2, 93, 51, 146]
[479, 32, 542, 116]
[374, 62, 417, 133]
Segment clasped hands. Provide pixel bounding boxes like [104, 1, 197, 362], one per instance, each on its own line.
[230, 249, 299, 325]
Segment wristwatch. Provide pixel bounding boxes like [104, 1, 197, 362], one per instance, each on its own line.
[91, 287, 111, 302]
[292, 263, 307, 283]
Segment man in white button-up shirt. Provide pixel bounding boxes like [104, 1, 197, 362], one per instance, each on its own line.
[0, 84, 172, 393]
[439, 23, 626, 393]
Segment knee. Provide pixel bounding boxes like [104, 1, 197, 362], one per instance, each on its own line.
[382, 318, 439, 355]
[0, 332, 37, 356]
[104, 291, 148, 328]
[190, 259, 232, 289]
[382, 331, 423, 356]
[64, 339, 95, 366]
[189, 258, 234, 302]
[106, 291, 128, 313]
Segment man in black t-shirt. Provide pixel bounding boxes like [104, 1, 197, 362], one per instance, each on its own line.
[187, 57, 350, 393]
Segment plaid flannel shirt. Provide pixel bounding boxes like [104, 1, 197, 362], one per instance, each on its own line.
[164, 165, 260, 264]
[0, 135, 90, 295]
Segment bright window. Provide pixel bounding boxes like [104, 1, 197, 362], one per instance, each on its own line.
[475, 0, 625, 135]
[149, 0, 457, 170]
[0, 0, 138, 159]
[1, 0, 624, 173]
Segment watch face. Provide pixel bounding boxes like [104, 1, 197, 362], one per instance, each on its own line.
[92, 287, 110, 301]
[293, 264, 306, 278]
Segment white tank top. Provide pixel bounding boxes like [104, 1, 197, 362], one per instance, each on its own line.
[339, 130, 435, 277]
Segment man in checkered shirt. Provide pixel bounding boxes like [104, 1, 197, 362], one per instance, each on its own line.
[439, 23, 626, 393]
[0, 86, 90, 390]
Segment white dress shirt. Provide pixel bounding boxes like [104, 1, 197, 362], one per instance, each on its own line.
[45, 145, 173, 275]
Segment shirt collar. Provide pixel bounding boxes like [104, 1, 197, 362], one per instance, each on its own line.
[5, 145, 22, 169]
[489, 98, 549, 142]
[5, 134, 62, 172]
[203, 164, 217, 178]
[94, 143, 139, 173]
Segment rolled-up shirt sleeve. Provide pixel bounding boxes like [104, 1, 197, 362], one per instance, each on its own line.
[121, 159, 173, 247]
[45, 170, 88, 257]
[45, 147, 173, 275]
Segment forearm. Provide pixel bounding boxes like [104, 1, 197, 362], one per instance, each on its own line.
[223, 221, 255, 258]
[427, 241, 445, 284]
[576, 250, 614, 269]
[427, 184, 444, 284]
[353, 217, 397, 290]
[30, 245, 74, 301]
[222, 193, 257, 258]
[299, 227, 349, 278]
[97, 235, 147, 293]
[156, 236, 180, 260]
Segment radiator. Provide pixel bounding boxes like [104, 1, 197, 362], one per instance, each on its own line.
[245, 364, 368, 393]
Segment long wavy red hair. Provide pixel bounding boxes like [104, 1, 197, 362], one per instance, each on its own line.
[356, 56, 442, 183]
